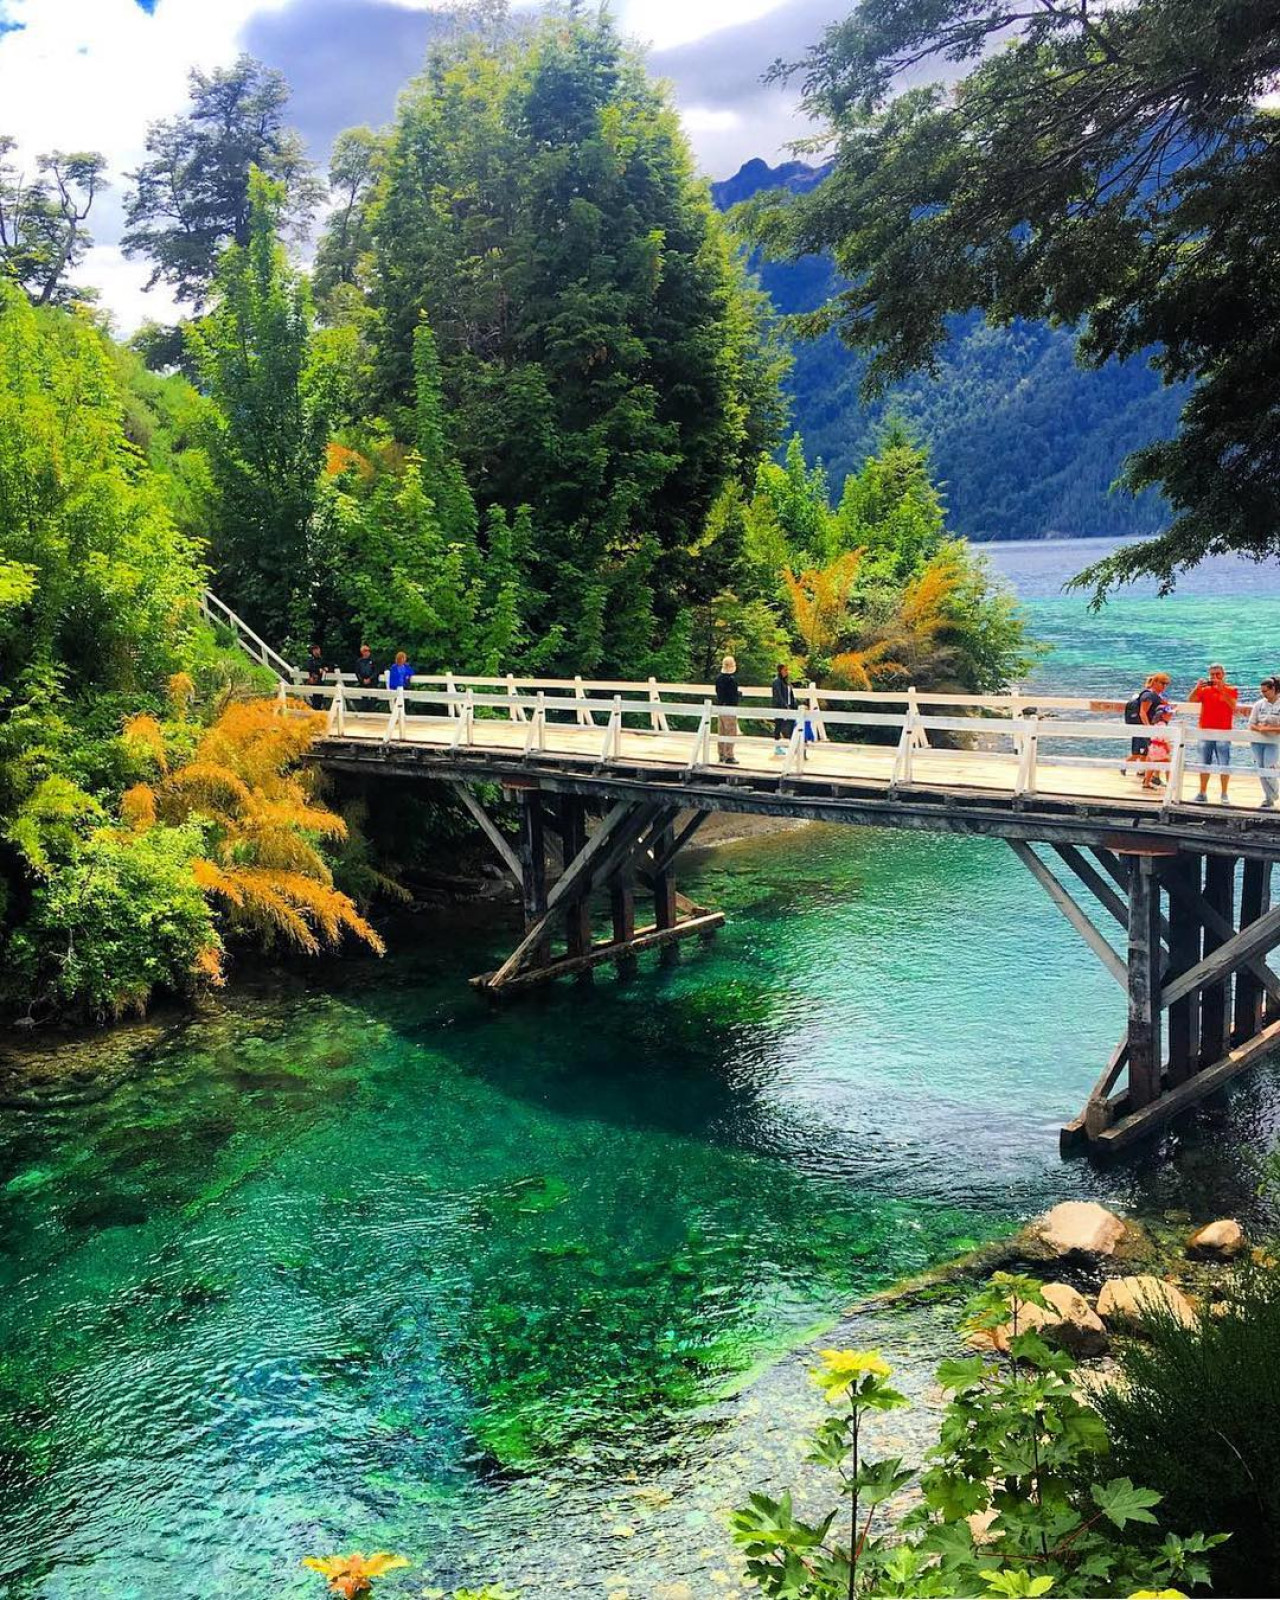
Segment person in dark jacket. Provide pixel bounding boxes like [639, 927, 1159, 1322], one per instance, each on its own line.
[303, 643, 330, 710]
[715, 654, 741, 765]
[355, 644, 379, 711]
[771, 663, 798, 755]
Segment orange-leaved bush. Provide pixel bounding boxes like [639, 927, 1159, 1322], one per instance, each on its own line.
[124, 698, 384, 971]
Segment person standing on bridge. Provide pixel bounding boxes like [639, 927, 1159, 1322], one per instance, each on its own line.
[303, 642, 331, 711]
[387, 651, 414, 693]
[1190, 662, 1240, 804]
[771, 663, 798, 756]
[715, 655, 741, 765]
[1248, 677, 1280, 808]
[355, 644, 379, 713]
[1123, 671, 1170, 775]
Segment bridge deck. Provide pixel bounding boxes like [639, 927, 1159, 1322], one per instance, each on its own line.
[320, 711, 1275, 817]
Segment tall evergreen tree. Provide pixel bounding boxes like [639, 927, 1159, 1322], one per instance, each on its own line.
[189, 169, 333, 646]
[742, 0, 1280, 594]
[354, 6, 788, 673]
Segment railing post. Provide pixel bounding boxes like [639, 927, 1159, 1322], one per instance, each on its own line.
[1014, 716, 1039, 797]
[444, 672, 459, 719]
[451, 687, 475, 749]
[891, 711, 916, 789]
[1164, 724, 1186, 812]
[780, 718, 806, 781]
[686, 704, 711, 774]
[647, 677, 669, 734]
[907, 685, 929, 748]
[524, 691, 546, 757]
[574, 675, 593, 727]
[602, 694, 623, 762]
[329, 679, 346, 736]
[807, 682, 826, 742]
[507, 674, 527, 723]
[275, 678, 287, 713]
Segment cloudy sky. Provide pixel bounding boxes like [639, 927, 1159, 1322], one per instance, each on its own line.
[0, 0, 848, 331]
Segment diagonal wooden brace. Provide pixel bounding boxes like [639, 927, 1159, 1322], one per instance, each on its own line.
[488, 799, 642, 987]
[1009, 841, 1127, 988]
[451, 782, 522, 885]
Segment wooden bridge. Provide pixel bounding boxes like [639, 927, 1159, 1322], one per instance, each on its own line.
[202, 599, 1280, 1155]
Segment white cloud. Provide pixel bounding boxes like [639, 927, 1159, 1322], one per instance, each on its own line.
[678, 106, 743, 133]
[618, 0, 788, 50]
[0, 0, 801, 329]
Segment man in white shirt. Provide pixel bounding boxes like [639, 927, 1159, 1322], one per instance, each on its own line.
[1247, 677, 1280, 807]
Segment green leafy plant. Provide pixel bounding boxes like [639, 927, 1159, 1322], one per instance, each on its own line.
[732, 1274, 1225, 1597]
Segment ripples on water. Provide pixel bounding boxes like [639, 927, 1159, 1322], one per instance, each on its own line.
[3, 539, 1280, 1596]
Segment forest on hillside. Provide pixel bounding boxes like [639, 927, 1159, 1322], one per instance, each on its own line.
[0, 5, 1035, 1021]
[712, 160, 1186, 543]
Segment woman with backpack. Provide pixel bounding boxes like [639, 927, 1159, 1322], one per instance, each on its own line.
[1123, 672, 1172, 777]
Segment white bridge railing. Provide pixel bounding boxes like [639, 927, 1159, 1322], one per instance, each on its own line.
[283, 676, 1279, 815]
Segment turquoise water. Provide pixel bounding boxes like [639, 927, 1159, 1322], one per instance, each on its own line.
[3, 539, 1280, 1597]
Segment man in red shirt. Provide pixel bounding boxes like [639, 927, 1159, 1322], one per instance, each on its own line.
[1190, 662, 1240, 803]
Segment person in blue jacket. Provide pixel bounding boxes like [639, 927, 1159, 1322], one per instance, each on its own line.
[387, 651, 414, 691]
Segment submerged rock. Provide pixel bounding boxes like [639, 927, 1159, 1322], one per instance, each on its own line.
[1032, 1201, 1127, 1259]
[1187, 1218, 1246, 1260]
[1096, 1275, 1194, 1330]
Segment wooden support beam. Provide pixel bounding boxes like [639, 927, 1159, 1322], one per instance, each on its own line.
[1160, 887, 1280, 1012]
[452, 782, 522, 885]
[653, 822, 678, 931]
[1234, 859, 1271, 1042]
[1053, 844, 1128, 930]
[518, 791, 549, 968]
[559, 795, 592, 970]
[651, 811, 709, 878]
[1161, 858, 1280, 1008]
[1126, 854, 1163, 1111]
[1192, 857, 1235, 1063]
[490, 799, 642, 988]
[1008, 841, 1126, 988]
[473, 911, 727, 993]
[1164, 854, 1201, 1087]
[1092, 1017, 1280, 1153]
[611, 873, 637, 977]
[1061, 1035, 1130, 1153]
[1091, 848, 1130, 894]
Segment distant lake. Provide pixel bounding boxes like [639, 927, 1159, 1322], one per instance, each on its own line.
[977, 536, 1280, 699]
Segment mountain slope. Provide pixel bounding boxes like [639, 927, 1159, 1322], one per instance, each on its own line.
[713, 160, 1186, 541]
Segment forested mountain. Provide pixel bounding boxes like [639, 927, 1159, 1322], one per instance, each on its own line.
[713, 160, 1187, 543]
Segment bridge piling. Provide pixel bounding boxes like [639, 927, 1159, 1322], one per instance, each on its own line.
[472, 787, 724, 995]
[1050, 842, 1280, 1153]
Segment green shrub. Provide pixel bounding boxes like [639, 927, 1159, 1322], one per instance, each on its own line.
[5, 822, 220, 1019]
[733, 1273, 1225, 1598]
[1097, 1265, 1280, 1599]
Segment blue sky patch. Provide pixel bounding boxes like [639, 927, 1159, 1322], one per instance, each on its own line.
[134, 0, 159, 13]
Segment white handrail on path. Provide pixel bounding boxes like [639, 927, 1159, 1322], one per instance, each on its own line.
[200, 589, 297, 683]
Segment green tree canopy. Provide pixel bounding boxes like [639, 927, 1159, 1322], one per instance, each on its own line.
[743, 0, 1280, 595]
[0, 135, 108, 308]
[352, 4, 788, 667]
[123, 54, 324, 307]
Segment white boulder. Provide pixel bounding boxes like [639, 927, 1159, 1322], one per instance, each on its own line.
[1033, 1201, 1127, 1258]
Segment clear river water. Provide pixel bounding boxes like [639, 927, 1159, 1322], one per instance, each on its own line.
[3, 539, 1280, 1598]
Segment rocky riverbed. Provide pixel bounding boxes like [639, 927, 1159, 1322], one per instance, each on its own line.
[448, 1199, 1258, 1598]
